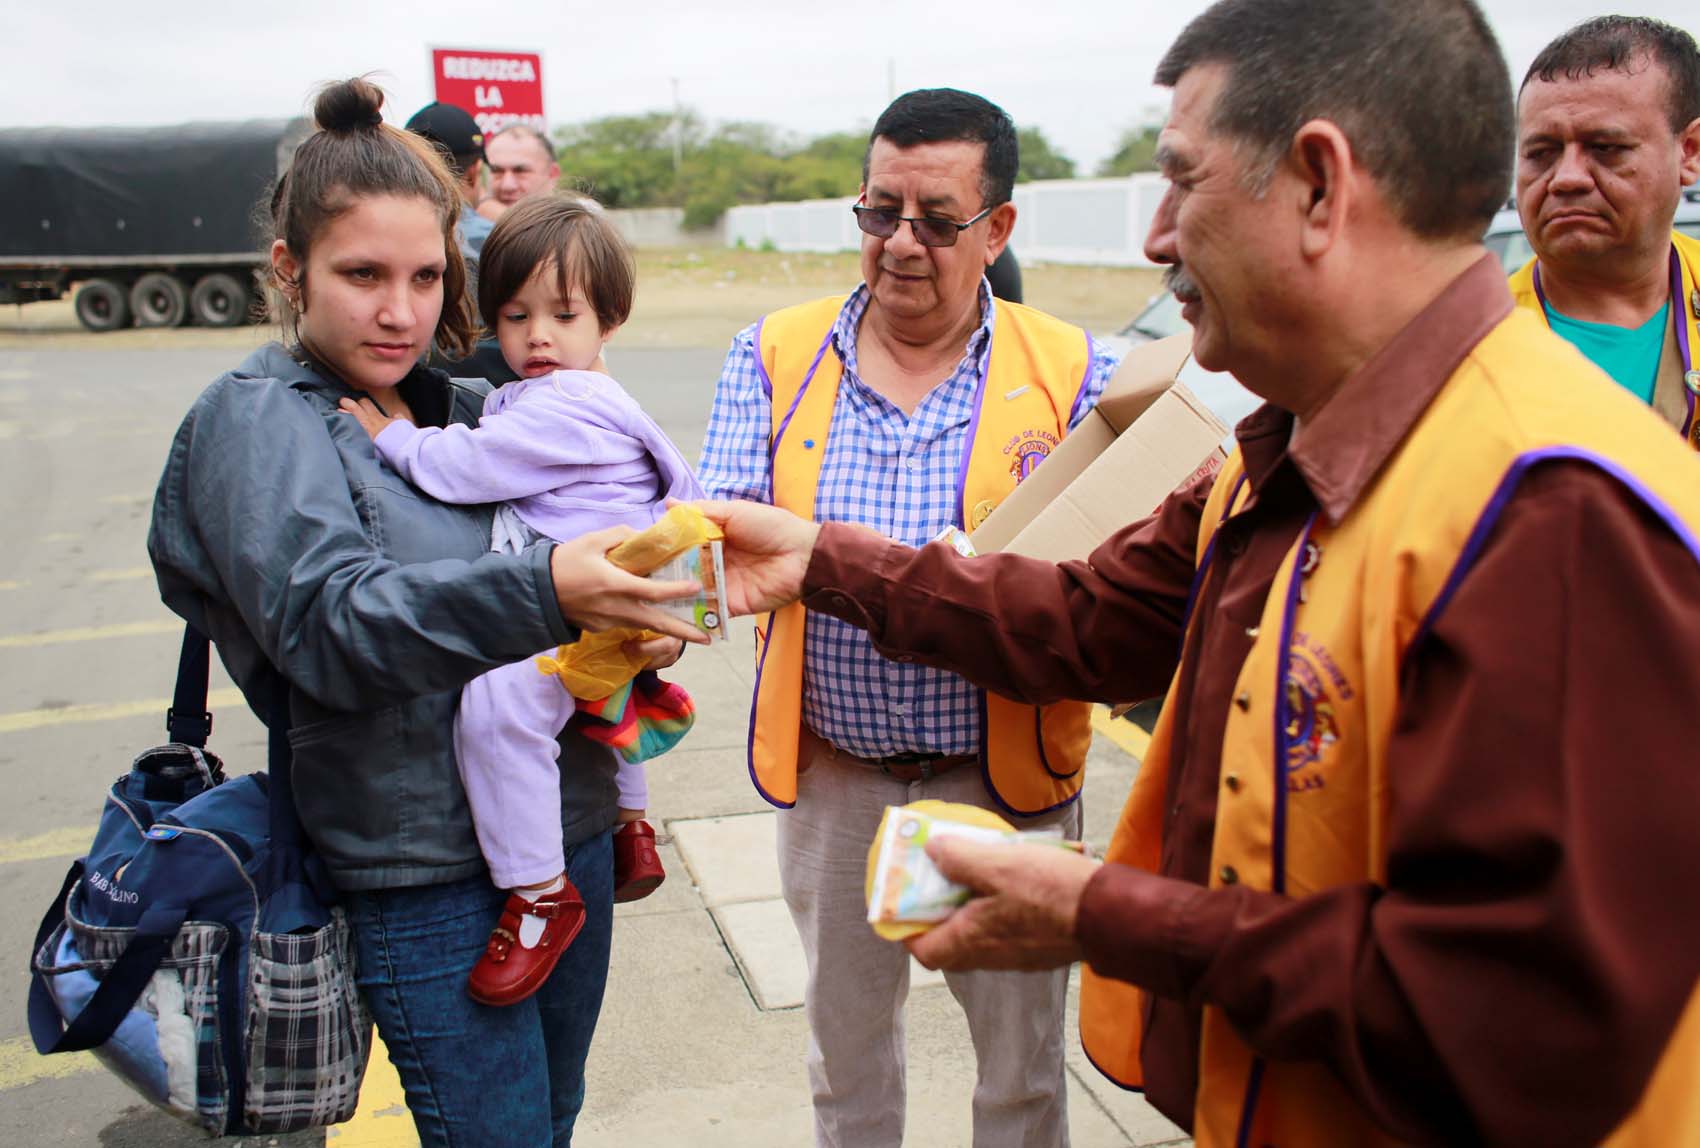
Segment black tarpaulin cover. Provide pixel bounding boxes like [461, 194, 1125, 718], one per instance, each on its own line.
[0, 118, 307, 260]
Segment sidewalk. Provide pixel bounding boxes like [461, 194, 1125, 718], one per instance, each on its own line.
[334, 621, 1190, 1148]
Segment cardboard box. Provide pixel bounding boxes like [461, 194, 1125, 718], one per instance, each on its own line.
[969, 332, 1229, 563]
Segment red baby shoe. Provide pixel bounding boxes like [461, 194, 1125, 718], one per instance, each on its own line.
[467, 881, 587, 1006]
[612, 820, 665, 903]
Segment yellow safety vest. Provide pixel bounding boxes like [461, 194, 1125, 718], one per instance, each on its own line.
[1079, 306, 1700, 1145]
[747, 293, 1095, 814]
[1509, 230, 1700, 449]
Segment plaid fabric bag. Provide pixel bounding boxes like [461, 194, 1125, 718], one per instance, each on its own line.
[27, 627, 372, 1135]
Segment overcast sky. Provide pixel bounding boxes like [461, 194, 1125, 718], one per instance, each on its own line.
[3, 1, 1694, 173]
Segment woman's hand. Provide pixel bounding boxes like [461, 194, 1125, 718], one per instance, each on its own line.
[693, 500, 821, 617]
[551, 526, 709, 646]
[625, 634, 687, 672]
[339, 397, 397, 440]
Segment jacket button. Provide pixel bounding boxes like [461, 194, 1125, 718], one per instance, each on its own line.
[1234, 691, 1252, 711]
[1218, 865, 1239, 886]
[1224, 773, 1242, 793]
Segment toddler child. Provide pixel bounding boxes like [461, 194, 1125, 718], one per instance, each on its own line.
[341, 193, 703, 1005]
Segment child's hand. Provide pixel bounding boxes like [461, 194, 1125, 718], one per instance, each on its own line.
[339, 396, 398, 440]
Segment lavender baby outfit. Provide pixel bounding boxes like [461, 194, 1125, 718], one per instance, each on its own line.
[374, 369, 703, 887]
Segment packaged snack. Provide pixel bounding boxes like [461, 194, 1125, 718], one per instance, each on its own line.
[608, 503, 730, 641]
[862, 800, 1080, 941]
[535, 505, 731, 699]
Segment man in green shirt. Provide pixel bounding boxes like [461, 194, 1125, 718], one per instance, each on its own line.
[1513, 16, 1700, 441]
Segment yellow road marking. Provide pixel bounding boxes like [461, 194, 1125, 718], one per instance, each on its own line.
[41, 533, 78, 543]
[335, 1036, 418, 1146]
[86, 566, 152, 583]
[0, 825, 96, 866]
[0, 580, 22, 591]
[0, 688, 244, 735]
[0, 1036, 96, 1089]
[0, 619, 179, 649]
[98, 494, 152, 506]
[1091, 705, 1151, 760]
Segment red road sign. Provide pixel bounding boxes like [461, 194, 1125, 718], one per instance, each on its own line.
[431, 48, 546, 135]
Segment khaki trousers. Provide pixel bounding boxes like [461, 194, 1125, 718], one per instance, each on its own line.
[776, 735, 1080, 1148]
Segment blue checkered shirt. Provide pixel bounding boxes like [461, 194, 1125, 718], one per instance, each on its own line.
[698, 280, 1120, 758]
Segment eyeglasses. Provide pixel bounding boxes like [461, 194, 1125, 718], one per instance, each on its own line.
[851, 203, 994, 247]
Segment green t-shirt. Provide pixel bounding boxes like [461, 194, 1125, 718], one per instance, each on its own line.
[1544, 300, 1669, 404]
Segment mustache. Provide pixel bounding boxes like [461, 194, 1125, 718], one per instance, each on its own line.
[1164, 264, 1201, 302]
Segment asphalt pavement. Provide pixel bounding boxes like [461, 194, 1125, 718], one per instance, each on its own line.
[0, 338, 1187, 1146]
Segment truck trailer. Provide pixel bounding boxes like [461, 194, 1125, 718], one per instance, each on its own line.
[0, 118, 308, 331]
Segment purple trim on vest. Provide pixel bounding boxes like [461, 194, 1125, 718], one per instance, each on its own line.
[769, 327, 835, 468]
[749, 321, 835, 811]
[1067, 329, 1095, 428]
[1533, 249, 1696, 434]
[975, 689, 1084, 820]
[1408, 446, 1700, 666]
[1670, 248, 1696, 438]
[753, 316, 774, 401]
[1234, 1056, 1268, 1148]
[952, 332, 997, 529]
[1180, 471, 1252, 639]
[1079, 1034, 1148, 1093]
[1270, 512, 1317, 900]
[1032, 705, 1083, 781]
[746, 608, 795, 810]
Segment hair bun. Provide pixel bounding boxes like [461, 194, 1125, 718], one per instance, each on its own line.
[314, 77, 387, 133]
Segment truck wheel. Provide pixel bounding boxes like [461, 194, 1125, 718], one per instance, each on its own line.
[130, 273, 189, 328]
[188, 272, 249, 328]
[74, 279, 132, 332]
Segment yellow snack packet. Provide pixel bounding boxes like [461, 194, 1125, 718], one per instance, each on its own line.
[536, 505, 731, 700]
[606, 503, 724, 575]
[863, 801, 1017, 941]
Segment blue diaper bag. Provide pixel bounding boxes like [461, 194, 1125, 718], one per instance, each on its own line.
[28, 627, 373, 1135]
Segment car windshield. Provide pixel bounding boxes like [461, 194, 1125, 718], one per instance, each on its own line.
[1122, 291, 1185, 342]
[1484, 227, 1536, 276]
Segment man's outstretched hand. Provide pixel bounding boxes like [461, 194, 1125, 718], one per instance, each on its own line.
[694, 500, 822, 617]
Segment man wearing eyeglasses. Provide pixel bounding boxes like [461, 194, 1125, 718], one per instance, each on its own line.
[698, 88, 1121, 1148]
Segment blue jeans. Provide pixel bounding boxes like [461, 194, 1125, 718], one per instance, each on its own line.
[344, 827, 615, 1147]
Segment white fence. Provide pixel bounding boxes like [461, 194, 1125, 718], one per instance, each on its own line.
[606, 207, 723, 248]
[723, 174, 1170, 268]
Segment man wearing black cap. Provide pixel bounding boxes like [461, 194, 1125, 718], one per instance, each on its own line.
[406, 101, 494, 267]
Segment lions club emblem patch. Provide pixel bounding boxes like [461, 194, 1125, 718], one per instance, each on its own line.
[1002, 428, 1059, 483]
[1282, 635, 1355, 793]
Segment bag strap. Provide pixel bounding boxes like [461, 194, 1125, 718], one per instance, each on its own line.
[166, 625, 212, 746]
[28, 861, 190, 1054]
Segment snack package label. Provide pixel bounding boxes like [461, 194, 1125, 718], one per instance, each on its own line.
[650, 540, 731, 641]
[868, 807, 1019, 926]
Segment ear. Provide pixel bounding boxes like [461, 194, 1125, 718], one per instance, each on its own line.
[1290, 119, 1354, 260]
[270, 239, 302, 306]
[1679, 116, 1700, 188]
[599, 320, 623, 346]
[984, 201, 1017, 264]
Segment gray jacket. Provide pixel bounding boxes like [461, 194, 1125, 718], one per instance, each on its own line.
[148, 343, 620, 891]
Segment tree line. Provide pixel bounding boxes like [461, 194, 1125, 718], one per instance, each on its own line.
[552, 111, 1161, 228]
